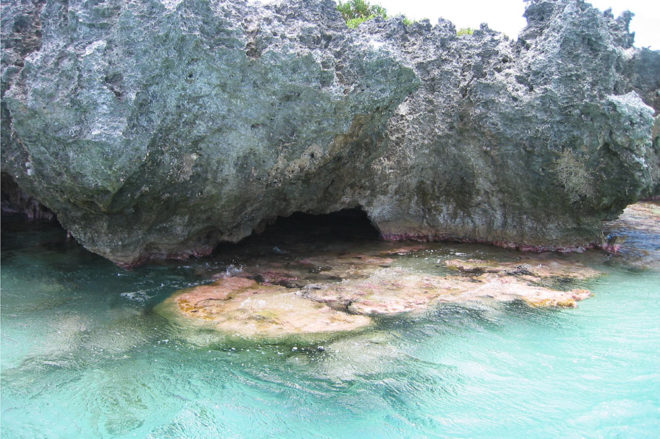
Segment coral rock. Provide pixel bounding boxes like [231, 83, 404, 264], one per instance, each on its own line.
[2, 0, 657, 266]
[156, 276, 372, 339]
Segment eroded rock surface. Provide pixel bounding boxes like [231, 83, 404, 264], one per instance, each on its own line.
[2, 0, 659, 265]
[445, 257, 601, 280]
[158, 242, 601, 339]
[156, 276, 372, 339]
[302, 261, 597, 315]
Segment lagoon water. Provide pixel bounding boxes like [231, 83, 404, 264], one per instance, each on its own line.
[1, 213, 659, 438]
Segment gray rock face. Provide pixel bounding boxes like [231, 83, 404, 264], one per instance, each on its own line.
[2, 0, 658, 266]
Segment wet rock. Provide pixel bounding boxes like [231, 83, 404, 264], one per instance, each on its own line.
[461, 274, 592, 309]
[302, 265, 593, 315]
[296, 254, 394, 279]
[157, 240, 605, 338]
[298, 252, 601, 315]
[603, 201, 660, 269]
[249, 270, 303, 288]
[301, 268, 466, 314]
[1, 0, 658, 266]
[445, 257, 601, 281]
[156, 277, 372, 339]
[211, 251, 394, 288]
[380, 244, 428, 256]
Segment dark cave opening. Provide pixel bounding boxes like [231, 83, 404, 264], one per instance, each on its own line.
[262, 208, 380, 239]
[214, 208, 381, 256]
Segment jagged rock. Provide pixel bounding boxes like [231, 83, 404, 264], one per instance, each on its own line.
[2, 0, 658, 266]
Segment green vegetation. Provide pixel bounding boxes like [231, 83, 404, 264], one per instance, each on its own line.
[336, 0, 413, 29]
[403, 17, 415, 26]
[457, 27, 475, 36]
[337, 0, 387, 28]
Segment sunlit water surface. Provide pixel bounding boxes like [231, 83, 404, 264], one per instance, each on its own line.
[1, 215, 659, 438]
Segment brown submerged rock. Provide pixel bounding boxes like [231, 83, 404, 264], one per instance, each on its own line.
[445, 257, 601, 280]
[462, 274, 592, 309]
[302, 266, 595, 315]
[156, 277, 372, 339]
[296, 254, 395, 279]
[158, 244, 604, 339]
[302, 268, 469, 315]
[380, 245, 429, 256]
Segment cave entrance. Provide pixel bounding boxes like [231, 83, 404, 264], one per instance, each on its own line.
[216, 208, 381, 257]
[261, 208, 380, 241]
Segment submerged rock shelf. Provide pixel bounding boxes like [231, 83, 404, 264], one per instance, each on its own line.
[2, 0, 659, 265]
[157, 246, 600, 340]
[157, 201, 658, 340]
[157, 276, 373, 338]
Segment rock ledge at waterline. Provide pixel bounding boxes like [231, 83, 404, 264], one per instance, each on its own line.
[2, 0, 659, 266]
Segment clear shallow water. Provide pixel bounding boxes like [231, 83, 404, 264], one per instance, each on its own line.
[1, 216, 659, 438]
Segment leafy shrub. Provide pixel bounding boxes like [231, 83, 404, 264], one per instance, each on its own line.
[337, 0, 412, 29]
[457, 27, 475, 36]
[337, 0, 387, 28]
[403, 17, 415, 26]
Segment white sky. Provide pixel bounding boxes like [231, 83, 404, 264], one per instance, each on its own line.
[376, 0, 659, 48]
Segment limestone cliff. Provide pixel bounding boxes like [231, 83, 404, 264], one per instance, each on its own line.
[2, 0, 658, 266]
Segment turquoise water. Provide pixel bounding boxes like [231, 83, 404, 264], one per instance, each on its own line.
[1, 217, 659, 438]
